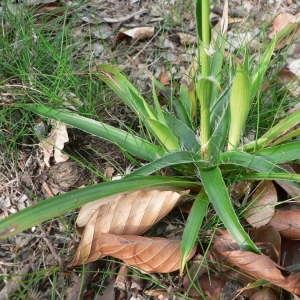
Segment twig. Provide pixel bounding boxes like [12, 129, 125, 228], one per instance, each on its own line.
[38, 225, 64, 268]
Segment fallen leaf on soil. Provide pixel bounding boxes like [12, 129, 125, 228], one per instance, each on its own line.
[158, 72, 170, 86]
[72, 233, 196, 273]
[277, 69, 300, 99]
[117, 27, 154, 40]
[275, 164, 300, 201]
[213, 230, 300, 295]
[177, 33, 197, 45]
[269, 12, 300, 50]
[250, 287, 278, 300]
[281, 240, 300, 270]
[40, 121, 69, 167]
[268, 210, 300, 240]
[269, 12, 300, 38]
[249, 226, 281, 264]
[73, 189, 188, 264]
[243, 181, 277, 228]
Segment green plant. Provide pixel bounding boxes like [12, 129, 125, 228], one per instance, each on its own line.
[1, 0, 300, 279]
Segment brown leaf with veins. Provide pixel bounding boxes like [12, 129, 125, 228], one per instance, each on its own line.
[71, 189, 188, 265]
[243, 181, 277, 228]
[72, 233, 196, 273]
[268, 210, 300, 240]
[213, 230, 300, 295]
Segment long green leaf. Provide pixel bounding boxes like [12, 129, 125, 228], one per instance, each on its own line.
[164, 114, 201, 152]
[0, 176, 200, 239]
[127, 151, 205, 177]
[219, 151, 286, 174]
[250, 37, 276, 100]
[232, 172, 300, 182]
[180, 190, 209, 275]
[255, 141, 300, 164]
[20, 104, 165, 161]
[200, 167, 260, 253]
[209, 85, 231, 157]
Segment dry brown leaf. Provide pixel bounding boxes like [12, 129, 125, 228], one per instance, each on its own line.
[40, 121, 69, 167]
[243, 181, 277, 228]
[73, 189, 188, 264]
[277, 69, 300, 99]
[268, 12, 300, 50]
[213, 230, 300, 295]
[249, 287, 278, 300]
[158, 72, 170, 86]
[268, 210, 300, 240]
[177, 33, 197, 45]
[269, 12, 300, 38]
[249, 226, 281, 264]
[117, 27, 154, 40]
[72, 233, 196, 273]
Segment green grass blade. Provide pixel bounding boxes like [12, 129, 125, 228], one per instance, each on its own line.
[242, 109, 300, 151]
[180, 190, 209, 274]
[179, 83, 196, 125]
[152, 77, 168, 126]
[200, 167, 260, 253]
[250, 37, 276, 100]
[255, 141, 300, 163]
[97, 64, 155, 119]
[152, 78, 194, 128]
[0, 176, 200, 239]
[20, 104, 165, 161]
[127, 151, 205, 177]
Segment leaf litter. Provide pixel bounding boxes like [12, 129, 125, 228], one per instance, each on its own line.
[1, 0, 300, 299]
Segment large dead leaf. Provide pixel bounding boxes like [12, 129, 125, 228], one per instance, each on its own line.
[243, 181, 277, 228]
[73, 189, 188, 264]
[213, 230, 300, 295]
[268, 210, 300, 240]
[71, 233, 196, 273]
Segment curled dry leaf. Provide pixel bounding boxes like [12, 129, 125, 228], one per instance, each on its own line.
[72, 189, 188, 265]
[117, 27, 154, 40]
[268, 210, 300, 240]
[72, 233, 196, 273]
[40, 121, 69, 167]
[243, 181, 277, 228]
[213, 230, 300, 295]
